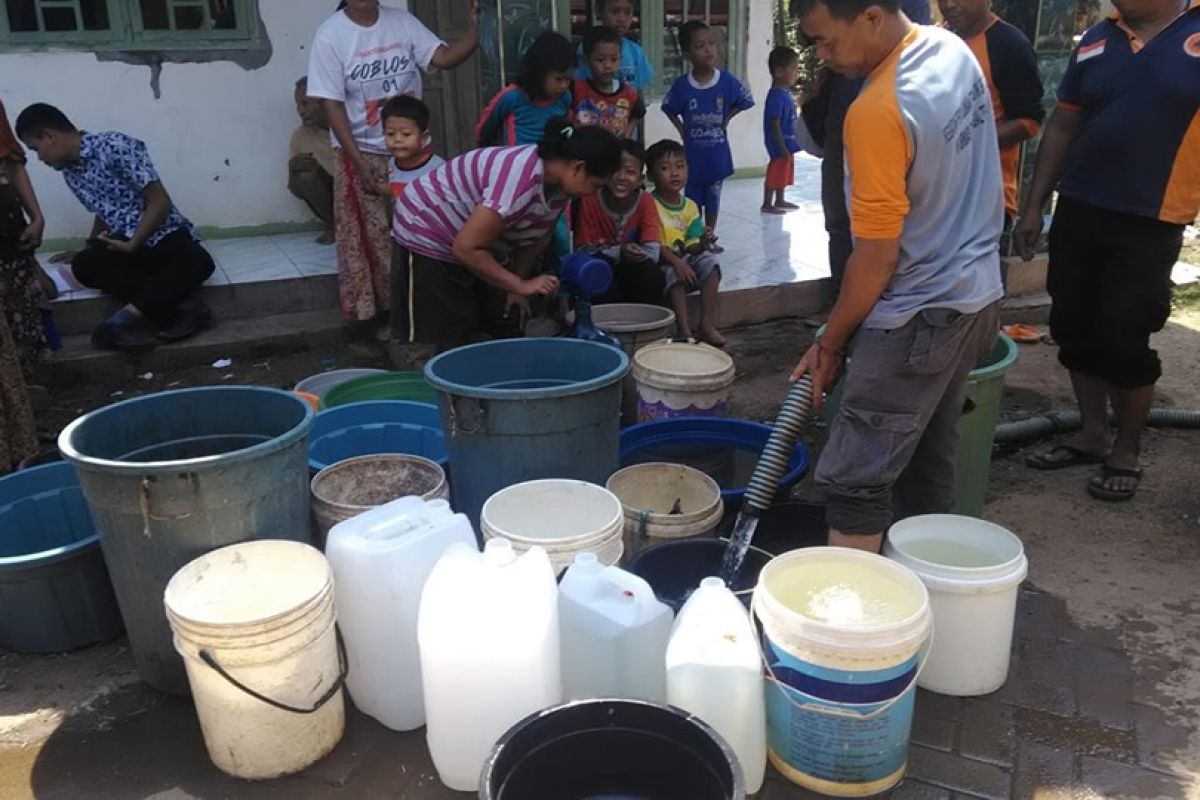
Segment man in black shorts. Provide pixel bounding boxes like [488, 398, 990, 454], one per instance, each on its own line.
[1014, 0, 1199, 501]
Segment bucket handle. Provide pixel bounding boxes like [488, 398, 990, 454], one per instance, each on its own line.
[139, 473, 199, 535]
[750, 594, 933, 721]
[633, 509, 650, 556]
[447, 396, 487, 436]
[198, 627, 348, 715]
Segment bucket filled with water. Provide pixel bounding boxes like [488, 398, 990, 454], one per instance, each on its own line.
[754, 547, 931, 796]
[630, 538, 773, 613]
[885, 514, 1027, 696]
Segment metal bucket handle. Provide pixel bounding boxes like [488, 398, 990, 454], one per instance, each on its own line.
[198, 627, 348, 715]
[750, 594, 933, 720]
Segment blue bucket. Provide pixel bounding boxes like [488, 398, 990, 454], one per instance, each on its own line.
[0, 462, 124, 653]
[620, 417, 809, 509]
[309, 400, 446, 473]
[425, 339, 629, 528]
[753, 548, 931, 796]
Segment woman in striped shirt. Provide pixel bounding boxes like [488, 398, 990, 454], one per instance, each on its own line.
[391, 118, 621, 352]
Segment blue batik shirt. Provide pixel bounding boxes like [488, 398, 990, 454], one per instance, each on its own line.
[661, 70, 755, 184]
[62, 132, 196, 247]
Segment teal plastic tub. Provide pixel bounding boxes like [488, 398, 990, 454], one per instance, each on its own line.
[425, 339, 629, 528]
[0, 462, 124, 653]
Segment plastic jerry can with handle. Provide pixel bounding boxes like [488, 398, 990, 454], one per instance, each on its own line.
[418, 538, 561, 792]
[667, 576, 767, 794]
[559, 552, 674, 702]
[325, 496, 475, 732]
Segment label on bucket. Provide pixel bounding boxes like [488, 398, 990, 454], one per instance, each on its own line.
[764, 637, 918, 793]
[637, 397, 728, 422]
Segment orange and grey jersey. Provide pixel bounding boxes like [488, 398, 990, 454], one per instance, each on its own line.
[960, 14, 1045, 216]
[844, 25, 1004, 331]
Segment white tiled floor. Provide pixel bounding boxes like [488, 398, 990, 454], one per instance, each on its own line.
[45, 156, 830, 302]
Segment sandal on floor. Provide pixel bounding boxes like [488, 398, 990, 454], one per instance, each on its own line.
[1087, 464, 1142, 502]
[1025, 444, 1108, 471]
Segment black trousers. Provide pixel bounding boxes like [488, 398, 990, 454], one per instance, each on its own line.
[819, 75, 867, 294]
[820, 98, 853, 293]
[1047, 197, 1184, 389]
[72, 229, 215, 326]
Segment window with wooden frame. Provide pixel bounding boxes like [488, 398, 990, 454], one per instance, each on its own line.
[561, 0, 744, 97]
[1, 0, 258, 50]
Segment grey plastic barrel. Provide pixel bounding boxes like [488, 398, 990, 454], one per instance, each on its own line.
[58, 387, 314, 694]
[424, 339, 629, 530]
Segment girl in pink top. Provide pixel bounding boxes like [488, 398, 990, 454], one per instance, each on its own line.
[391, 118, 621, 354]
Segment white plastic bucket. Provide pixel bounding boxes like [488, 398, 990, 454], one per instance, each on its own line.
[164, 540, 346, 780]
[605, 463, 724, 560]
[591, 304, 677, 425]
[480, 480, 624, 573]
[631, 342, 735, 422]
[753, 547, 931, 797]
[884, 514, 1028, 696]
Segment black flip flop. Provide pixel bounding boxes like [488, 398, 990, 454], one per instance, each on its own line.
[1025, 444, 1108, 471]
[1087, 464, 1142, 502]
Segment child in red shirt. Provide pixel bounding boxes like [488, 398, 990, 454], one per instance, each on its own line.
[572, 26, 645, 140]
[573, 139, 663, 304]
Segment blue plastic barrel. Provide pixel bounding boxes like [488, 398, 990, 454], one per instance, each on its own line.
[58, 387, 313, 694]
[424, 339, 629, 528]
[0, 462, 123, 653]
[308, 400, 447, 472]
[620, 417, 809, 509]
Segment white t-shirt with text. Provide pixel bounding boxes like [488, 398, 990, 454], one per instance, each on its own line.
[307, 5, 444, 155]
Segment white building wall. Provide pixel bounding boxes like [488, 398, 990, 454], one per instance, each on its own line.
[3, 0, 770, 242]
[2, 0, 334, 241]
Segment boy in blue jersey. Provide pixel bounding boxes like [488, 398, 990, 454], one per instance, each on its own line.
[762, 46, 802, 214]
[575, 0, 654, 92]
[661, 20, 755, 250]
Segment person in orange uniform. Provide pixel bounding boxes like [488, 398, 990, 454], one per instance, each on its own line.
[1014, 0, 1200, 501]
[940, 0, 1044, 224]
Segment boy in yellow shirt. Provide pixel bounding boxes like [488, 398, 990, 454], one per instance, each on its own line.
[645, 140, 723, 346]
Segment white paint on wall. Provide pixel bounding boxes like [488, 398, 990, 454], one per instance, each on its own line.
[3, 0, 771, 242]
[2, 0, 335, 240]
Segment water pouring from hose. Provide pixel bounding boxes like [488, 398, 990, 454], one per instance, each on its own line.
[720, 375, 817, 582]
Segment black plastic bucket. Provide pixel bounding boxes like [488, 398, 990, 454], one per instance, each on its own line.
[481, 699, 745, 800]
[629, 538, 773, 613]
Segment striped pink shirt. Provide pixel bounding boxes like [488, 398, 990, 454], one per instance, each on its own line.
[393, 145, 566, 262]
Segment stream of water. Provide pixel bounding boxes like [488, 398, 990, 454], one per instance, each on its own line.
[719, 511, 760, 584]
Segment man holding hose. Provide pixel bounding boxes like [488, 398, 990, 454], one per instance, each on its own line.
[789, 0, 1004, 553]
